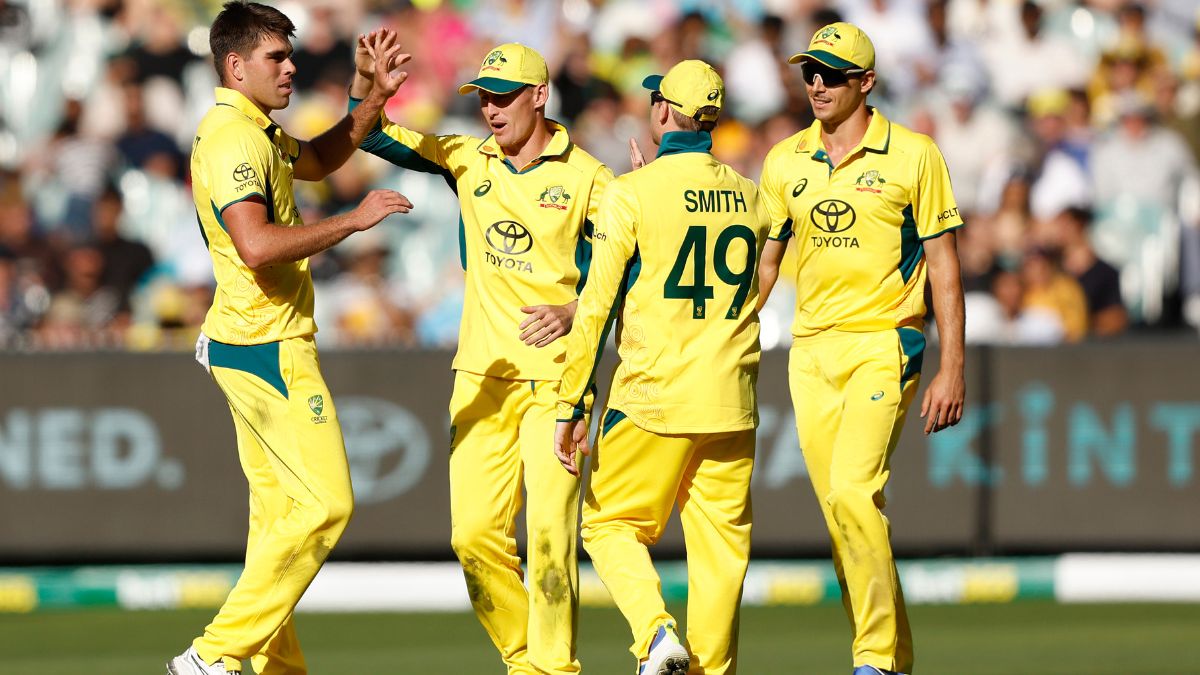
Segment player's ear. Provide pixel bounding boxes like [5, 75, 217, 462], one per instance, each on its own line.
[226, 51, 243, 83]
[860, 70, 876, 96]
[532, 83, 549, 110]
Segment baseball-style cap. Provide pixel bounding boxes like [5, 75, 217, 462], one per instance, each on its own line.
[789, 22, 875, 71]
[641, 59, 725, 123]
[458, 43, 548, 95]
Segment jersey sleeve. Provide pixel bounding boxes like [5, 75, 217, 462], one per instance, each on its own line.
[913, 140, 963, 239]
[760, 151, 794, 241]
[573, 163, 615, 292]
[350, 98, 470, 181]
[557, 177, 639, 421]
[203, 123, 275, 213]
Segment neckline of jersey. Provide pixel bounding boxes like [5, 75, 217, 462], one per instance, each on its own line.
[656, 130, 713, 158]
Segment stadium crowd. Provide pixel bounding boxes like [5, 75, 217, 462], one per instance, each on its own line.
[1, 0, 1198, 351]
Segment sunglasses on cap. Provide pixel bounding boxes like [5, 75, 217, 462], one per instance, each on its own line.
[800, 62, 866, 87]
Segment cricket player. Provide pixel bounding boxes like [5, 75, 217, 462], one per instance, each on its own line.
[168, 3, 411, 675]
[757, 22, 967, 675]
[350, 33, 613, 674]
[554, 60, 770, 675]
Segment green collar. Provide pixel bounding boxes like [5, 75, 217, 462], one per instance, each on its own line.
[656, 131, 712, 158]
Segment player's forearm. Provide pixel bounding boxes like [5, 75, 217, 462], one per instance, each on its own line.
[756, 239, 785, 311]
[238, 212, 362, 269]
[303, 89, 390, 179]
[927, 242, 966, 372]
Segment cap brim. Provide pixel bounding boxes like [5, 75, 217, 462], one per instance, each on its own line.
[787, 49, 863, 70]
[641, 74, 664, 91]
[458, 77, 528, 96]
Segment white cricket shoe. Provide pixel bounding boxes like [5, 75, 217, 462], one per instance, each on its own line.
[637, 623, 689, 675]
[166, 646, 239, 674]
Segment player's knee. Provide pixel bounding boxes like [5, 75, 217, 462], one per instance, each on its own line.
[309, 496, 354, 536]
[825, 484, 883, 518]
[450, 521, 494, 559]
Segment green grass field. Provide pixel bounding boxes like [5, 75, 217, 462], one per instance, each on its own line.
[4, 602, 1199, 674]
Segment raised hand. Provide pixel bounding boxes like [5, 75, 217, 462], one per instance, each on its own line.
[364, 30, 410, 98]
[354, 30, 381, 80]
[629, 137, 647, 170]
[354, 189, 413, 230]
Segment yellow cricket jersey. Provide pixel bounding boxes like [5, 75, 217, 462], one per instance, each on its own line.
[557, 132, 770, 434]
[192, 88, 314, 344]
[355, 102, 613, 380]
[760, 108, 963, 337]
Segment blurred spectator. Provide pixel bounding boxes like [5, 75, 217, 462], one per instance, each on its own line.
[319, 229, 416, 347]
[291, 3, 354, 95]
[983, 0, 1090, 110]
[1026, 89, 1092, 223]
[0, 193, 62, 291]
[119, 4, 198, 85]
[553, 37, 618, 124]
[37, 244, 123, 348]
[966, 268, 1067, 346]
[845, 0, 934, 106]
[23, 98, 115, 239]
[1090, 91, 1200, 325]
[90, 185, 153, 314]
[931, 63, 1016, 216]
[1051, 206, 1128, 337]
[114, 81, 185, 179]
[469, 0, 562, 57]
[1088, 32, 1166, 128]
[1021, 246, 1089, 343]
[724, 14, 787, 125]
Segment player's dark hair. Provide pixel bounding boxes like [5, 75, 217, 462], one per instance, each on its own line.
[670, 107, 718, 132]
[1061, 205, 1094, 229]
[209, 1, 296, 85]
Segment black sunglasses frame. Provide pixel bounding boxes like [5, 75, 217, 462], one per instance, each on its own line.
[650, 90, 684, 108]
[800, 63, 866, 87]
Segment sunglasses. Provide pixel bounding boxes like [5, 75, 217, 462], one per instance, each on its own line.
[650, 90, 683, 107]
[800, 62, 866, 87]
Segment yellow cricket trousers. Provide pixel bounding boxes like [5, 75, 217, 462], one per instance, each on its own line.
[194, 335, 353, 675]
[448, 371, 582, 675]
[581, 410, 755, 675]
[789, 328, 923, 674]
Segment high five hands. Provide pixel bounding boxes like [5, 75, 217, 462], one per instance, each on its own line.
[355, 29, 412, 97]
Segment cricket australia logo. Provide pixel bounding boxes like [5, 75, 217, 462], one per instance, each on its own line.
[484, 220, 535, 273]
[815, 26, 841, 47]
[482, 50, 508, 71]
[308, 394, 328, 424]
[855, 170, 886, 193]
[537, 185, 571, 210]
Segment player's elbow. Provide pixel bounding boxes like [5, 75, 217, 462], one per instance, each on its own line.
[237, 245, 273, 271]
